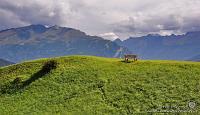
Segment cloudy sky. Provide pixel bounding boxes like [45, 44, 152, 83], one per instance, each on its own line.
[0, 0, 200, 40]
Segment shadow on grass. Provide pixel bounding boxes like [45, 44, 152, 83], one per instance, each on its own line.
[22, 60, 57, 87]
[121, 60, 135, 63]
[0, 60, 58, 94]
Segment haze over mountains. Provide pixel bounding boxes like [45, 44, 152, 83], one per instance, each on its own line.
[115, 32, 200, 61]
[0, 25, 129, 62]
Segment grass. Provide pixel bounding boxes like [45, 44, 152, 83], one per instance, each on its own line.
[0, 55, 200, 114]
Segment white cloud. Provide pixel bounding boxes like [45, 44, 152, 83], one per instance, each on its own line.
[99, 32, 119, 40]
[0, 0, 200, 39]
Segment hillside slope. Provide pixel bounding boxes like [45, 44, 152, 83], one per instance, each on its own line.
[0, 56, 200, 114]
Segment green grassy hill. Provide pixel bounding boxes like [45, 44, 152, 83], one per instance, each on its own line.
[0, 56, 200, 114]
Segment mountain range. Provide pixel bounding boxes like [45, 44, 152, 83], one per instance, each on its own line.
[0, 58, 14, 67]
[115, 32, 200, 60]
[1, 24, 200, 62]
[0, 25, 129, 62]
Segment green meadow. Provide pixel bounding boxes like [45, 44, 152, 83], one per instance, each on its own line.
[0, 56, 200, 114]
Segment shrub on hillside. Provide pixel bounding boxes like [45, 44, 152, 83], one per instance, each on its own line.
[42, 60, 58, 74]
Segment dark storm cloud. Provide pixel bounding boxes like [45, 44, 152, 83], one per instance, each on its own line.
[0, 0, 200, 39]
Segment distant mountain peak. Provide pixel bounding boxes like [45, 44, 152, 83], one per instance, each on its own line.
[114, 38, 123, 46]
[114, 38, 122, 42]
